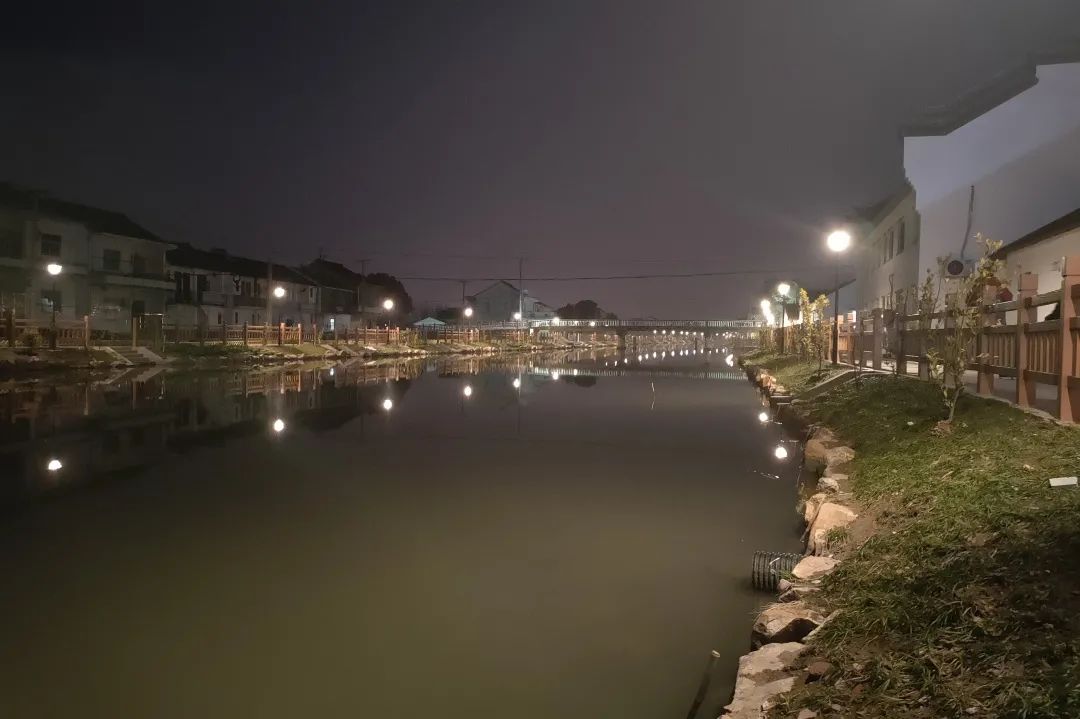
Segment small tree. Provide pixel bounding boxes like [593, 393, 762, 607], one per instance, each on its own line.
[926, 235, 1006, 424]
[808, 294, 831, 370]
[795, 288, 813, 359]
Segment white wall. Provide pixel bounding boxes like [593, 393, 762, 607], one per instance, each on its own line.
[854, 191, 920, 312]
[905, 62, 1080, 283]
[1003, 226, 1080, 319]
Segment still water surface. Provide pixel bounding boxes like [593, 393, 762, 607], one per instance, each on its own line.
[1, 351, 800, 718]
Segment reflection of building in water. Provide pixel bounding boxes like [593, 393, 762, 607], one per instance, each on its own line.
[0, 363, 419, 507]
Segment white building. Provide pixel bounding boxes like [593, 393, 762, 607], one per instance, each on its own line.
[166, 244, 319, 327]
[851, 186, 920, 312]
[0, 184, 173, 334]
[467, 281, 557, 323]
[903, 51, 1080, 290]
[992, 207, 1080, 318]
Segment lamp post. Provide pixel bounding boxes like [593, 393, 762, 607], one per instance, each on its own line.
[776, 281, 791, 354]
[46, 262, 62, 349]
[826, 229, 852, 365]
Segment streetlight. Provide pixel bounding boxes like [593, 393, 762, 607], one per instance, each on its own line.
[46, 458, 63, 472]
[463, 306, 474, 319]
[382, 298, 394, 311]
[45, 263, 62, 348]
[273, 286, 286, 298]
[826, 229, 852, 364]
[512, 311, 522, 321]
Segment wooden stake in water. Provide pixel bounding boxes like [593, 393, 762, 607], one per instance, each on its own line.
[685, 650, 722, 719]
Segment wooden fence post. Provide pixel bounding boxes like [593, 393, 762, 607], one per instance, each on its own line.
[83, 315, 90, 350]
[131, 316, 138, 349]
[976, 287, 996, 396]
[221, 318, 226, 345]
[4, 309, 14, 346]
[278, 322, 284, 345]
[871, 308, 884, 370]
[1058, 257, 1080, 422]
[242, 322, 248, 346]
[1015, 272, 1038, 408]
[893, 310, 907, 375]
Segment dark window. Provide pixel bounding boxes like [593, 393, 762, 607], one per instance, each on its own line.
[131, 300, 145, 316]
[0, 229, 22, 259]
[40, 233, 61, 257]
[103, 249, 121, 271]
[132, 254, 146, 275]
[897, 219, 906, 253]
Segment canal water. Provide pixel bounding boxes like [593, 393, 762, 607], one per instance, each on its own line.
[0, 350, 801, 718]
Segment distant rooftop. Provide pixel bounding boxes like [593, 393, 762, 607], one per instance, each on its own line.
[0, 182, 162, 242]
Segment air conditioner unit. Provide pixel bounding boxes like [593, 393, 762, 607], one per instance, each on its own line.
[943, 255, 975, 279]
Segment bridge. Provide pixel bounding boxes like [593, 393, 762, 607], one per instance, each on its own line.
[523, 365, 745, 381]
[475, 318, 762, 332]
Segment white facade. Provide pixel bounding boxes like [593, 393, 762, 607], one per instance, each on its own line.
[904, 60, 1080, 286]
[0, 204, 173, 333]
[996, 210, 1080, 320]
[470, 281, 555, 323]
[853, 189, 920, 312]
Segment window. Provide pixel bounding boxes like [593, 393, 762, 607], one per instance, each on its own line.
[132, 254, 146, 275]
[131, 300, 145, 316]
[41, 289, 61, 312]
[886, 229, 894, 261]
[40, 233, 61, 257]
[897, 219, 906, 254]
[234, 311, 239, 324]
[103, 249, 121, 271]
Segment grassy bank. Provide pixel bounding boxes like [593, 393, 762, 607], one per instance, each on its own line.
[776, 376, 1080, 718]
[740, 349, 843, 394]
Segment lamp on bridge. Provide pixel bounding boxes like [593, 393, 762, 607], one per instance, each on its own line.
[826, 229, 852, 365]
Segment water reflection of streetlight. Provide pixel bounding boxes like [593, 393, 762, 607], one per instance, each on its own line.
[512, 377, 521, 389]
[462, 385, 473, 398]
[382, 398, 394, 411]
[46, 458, 63, 472]
[272, 418, 286, 433]
[774, 445, 789, 460]
[758, 411, 769, 423]
[551, 371, 560, 380]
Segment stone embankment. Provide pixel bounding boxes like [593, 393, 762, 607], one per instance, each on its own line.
[720, 364, 861, 718]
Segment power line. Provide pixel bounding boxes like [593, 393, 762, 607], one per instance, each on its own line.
[396, 265, 853, 283]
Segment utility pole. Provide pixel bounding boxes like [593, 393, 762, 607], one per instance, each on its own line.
[518, 257, 525, 342]
[266, 259, 272, 328]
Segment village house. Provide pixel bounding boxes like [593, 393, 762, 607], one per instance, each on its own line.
[165, 244, 319, 328]
[850, 185, 920, 312]
[467, 281, 557, 323]
[991, 207, 1080, 319]
[0, 183, 173, 334]
[902, 50, 1080, 292]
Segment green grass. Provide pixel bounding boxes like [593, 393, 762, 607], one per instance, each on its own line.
[741, 350, 842, 394]
[774, 376, 1080, 718]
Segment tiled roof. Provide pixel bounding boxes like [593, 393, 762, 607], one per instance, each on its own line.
[0, 182, 163, 242]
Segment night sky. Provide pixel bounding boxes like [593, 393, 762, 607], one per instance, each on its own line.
[5, 1, 1080, 318]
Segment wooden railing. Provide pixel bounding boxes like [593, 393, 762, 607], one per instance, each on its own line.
[770, 258, 1080, 423]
